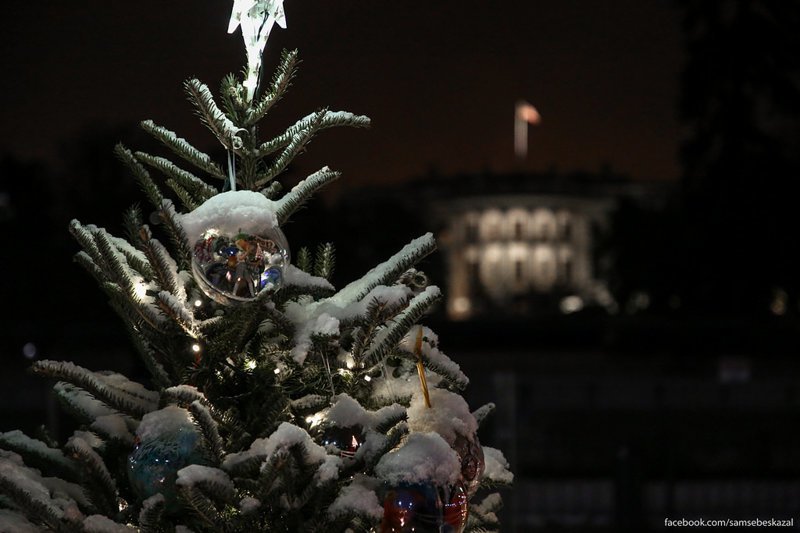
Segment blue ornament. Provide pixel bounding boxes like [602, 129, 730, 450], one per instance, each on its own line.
[127, 406, 208, 509]
[380, 482, 443, 533]
[259, 267, 283, 289]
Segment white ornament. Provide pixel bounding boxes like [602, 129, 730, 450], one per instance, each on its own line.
[228, 0, 287, 102]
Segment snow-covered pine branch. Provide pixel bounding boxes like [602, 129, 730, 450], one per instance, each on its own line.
[472, 403, 496, 428]
[184, 78, 239, 149]
[245, 48, 299, 126]
[140, 120, 226, 180]
[64, 434, 117, 516]
[253, 110, 371, 160]
[256, 108, 328, 185]
[188, 401, 226, 464]
[332, 233, 437, 306]
[155, 291, 196, 335]
[33, 361, 157, 418]
[274, 166, 341, 224]
[159, 199, 192, 270]
[0, 431, 78, 481]
[136, 224, 183, 298]
[362, 286, 442, 367]
[0, 457, 73, 530]
[114, 144, 164, 211]
[134, 152, 217, 206]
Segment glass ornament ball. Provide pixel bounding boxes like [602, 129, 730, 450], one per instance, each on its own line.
[453, 433, 484, 496]
[442, 483, 469, 533]
[317, 424, 363, 460]
[380, 482, 443, 533]
[191, 226, 289, 305]
[127, 406, 209, 509]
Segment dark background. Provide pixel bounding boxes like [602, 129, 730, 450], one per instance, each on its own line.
[2, 1, 800, 531]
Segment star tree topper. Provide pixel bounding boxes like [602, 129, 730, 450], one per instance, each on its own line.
[228, 0, 287, 102]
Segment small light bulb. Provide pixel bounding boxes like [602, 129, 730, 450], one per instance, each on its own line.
[194, 299, 203, 307]
[364, 375, 372, 382]
[245, 359, 257, 371]
[273, 367, 281, 374]
[191, 343, 201, 353]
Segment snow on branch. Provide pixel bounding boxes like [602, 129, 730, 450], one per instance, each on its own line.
[253, 110, 371, 160]
[274, 166, 341, 224]
[245, 48, 299, 126]
[135, 152, 217, 203]
[189, 401, 225, 464]
[481, 447, 514, 487]
[140, 120, 226, 180]
[397, 326, 469, 390]
[184, 78, 239, 148]
[176, 464, 235, 503]
[114, 144, 164, 211]
[83, 514, 136, 532]
[362, 286, 442, 367]
[33, 361, 157, 418]
[257, 109, 328, 184]
[0, 431, 78, 481]
[472, 402, 496, 428]
[333, 233, 437, 306]
[65, 434, 117, 515]
[155, 290, 196, 335]
[0, 458, 66, 530]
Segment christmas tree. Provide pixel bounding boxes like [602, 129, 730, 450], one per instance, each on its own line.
[0, 2, 512, 531]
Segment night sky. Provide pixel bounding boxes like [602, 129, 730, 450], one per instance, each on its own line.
[2, 0, 684, 189]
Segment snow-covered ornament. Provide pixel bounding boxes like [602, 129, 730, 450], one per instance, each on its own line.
[127, 406, 210, 509]
[228, 0, 287, 102]
[376, 433, 467, 533]
[179, 191, 290, 305]
[406, 387, 485, 497]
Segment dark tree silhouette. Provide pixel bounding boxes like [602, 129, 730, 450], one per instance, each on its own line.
[678, 0, 800, 315]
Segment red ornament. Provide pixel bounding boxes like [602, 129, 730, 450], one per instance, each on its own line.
[380, 482, 468, 533]
[443, 483, 469, 532]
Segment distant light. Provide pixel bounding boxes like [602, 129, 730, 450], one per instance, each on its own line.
[559, 295, 584, 314]
[191, 343, 201, 353]
[771, 288, 788, 316]
[22, 342, 37, 359]
[193, 299, 203, 308]
[452, 297, 471, 315]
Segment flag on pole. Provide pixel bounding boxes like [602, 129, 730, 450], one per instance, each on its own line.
[514, 100, 541, 159]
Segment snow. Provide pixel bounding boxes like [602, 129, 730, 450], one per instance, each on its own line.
[331, 233, 435, 306]
[0, 430, 74, 473]
[136, 405, 193, 442]
[482, 447, 514, 485]
[83, 515, 135, 532]
[327, 475, 383, 520]
[222, 422, 327, 472]
[98, 373, 159, 405]
[91, 415, 134, 444]
[239, 496, 261, 514]
[139, 493, 165, 522]
[40, 476, 90, 509]
[375, 432, 461, 487]
[177, 190, 279, 246]
[0, 457, 63, 519]
[176, 464, 233, 492]
[371, 363, 443, 404]
[399, 325, 468, 388]
[0, 510, 40, 533]
[284, 284, 413, 364]
[314, 455, 343, 485]
[283, 264, 334, 291]
[406, 388, 477, 445]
